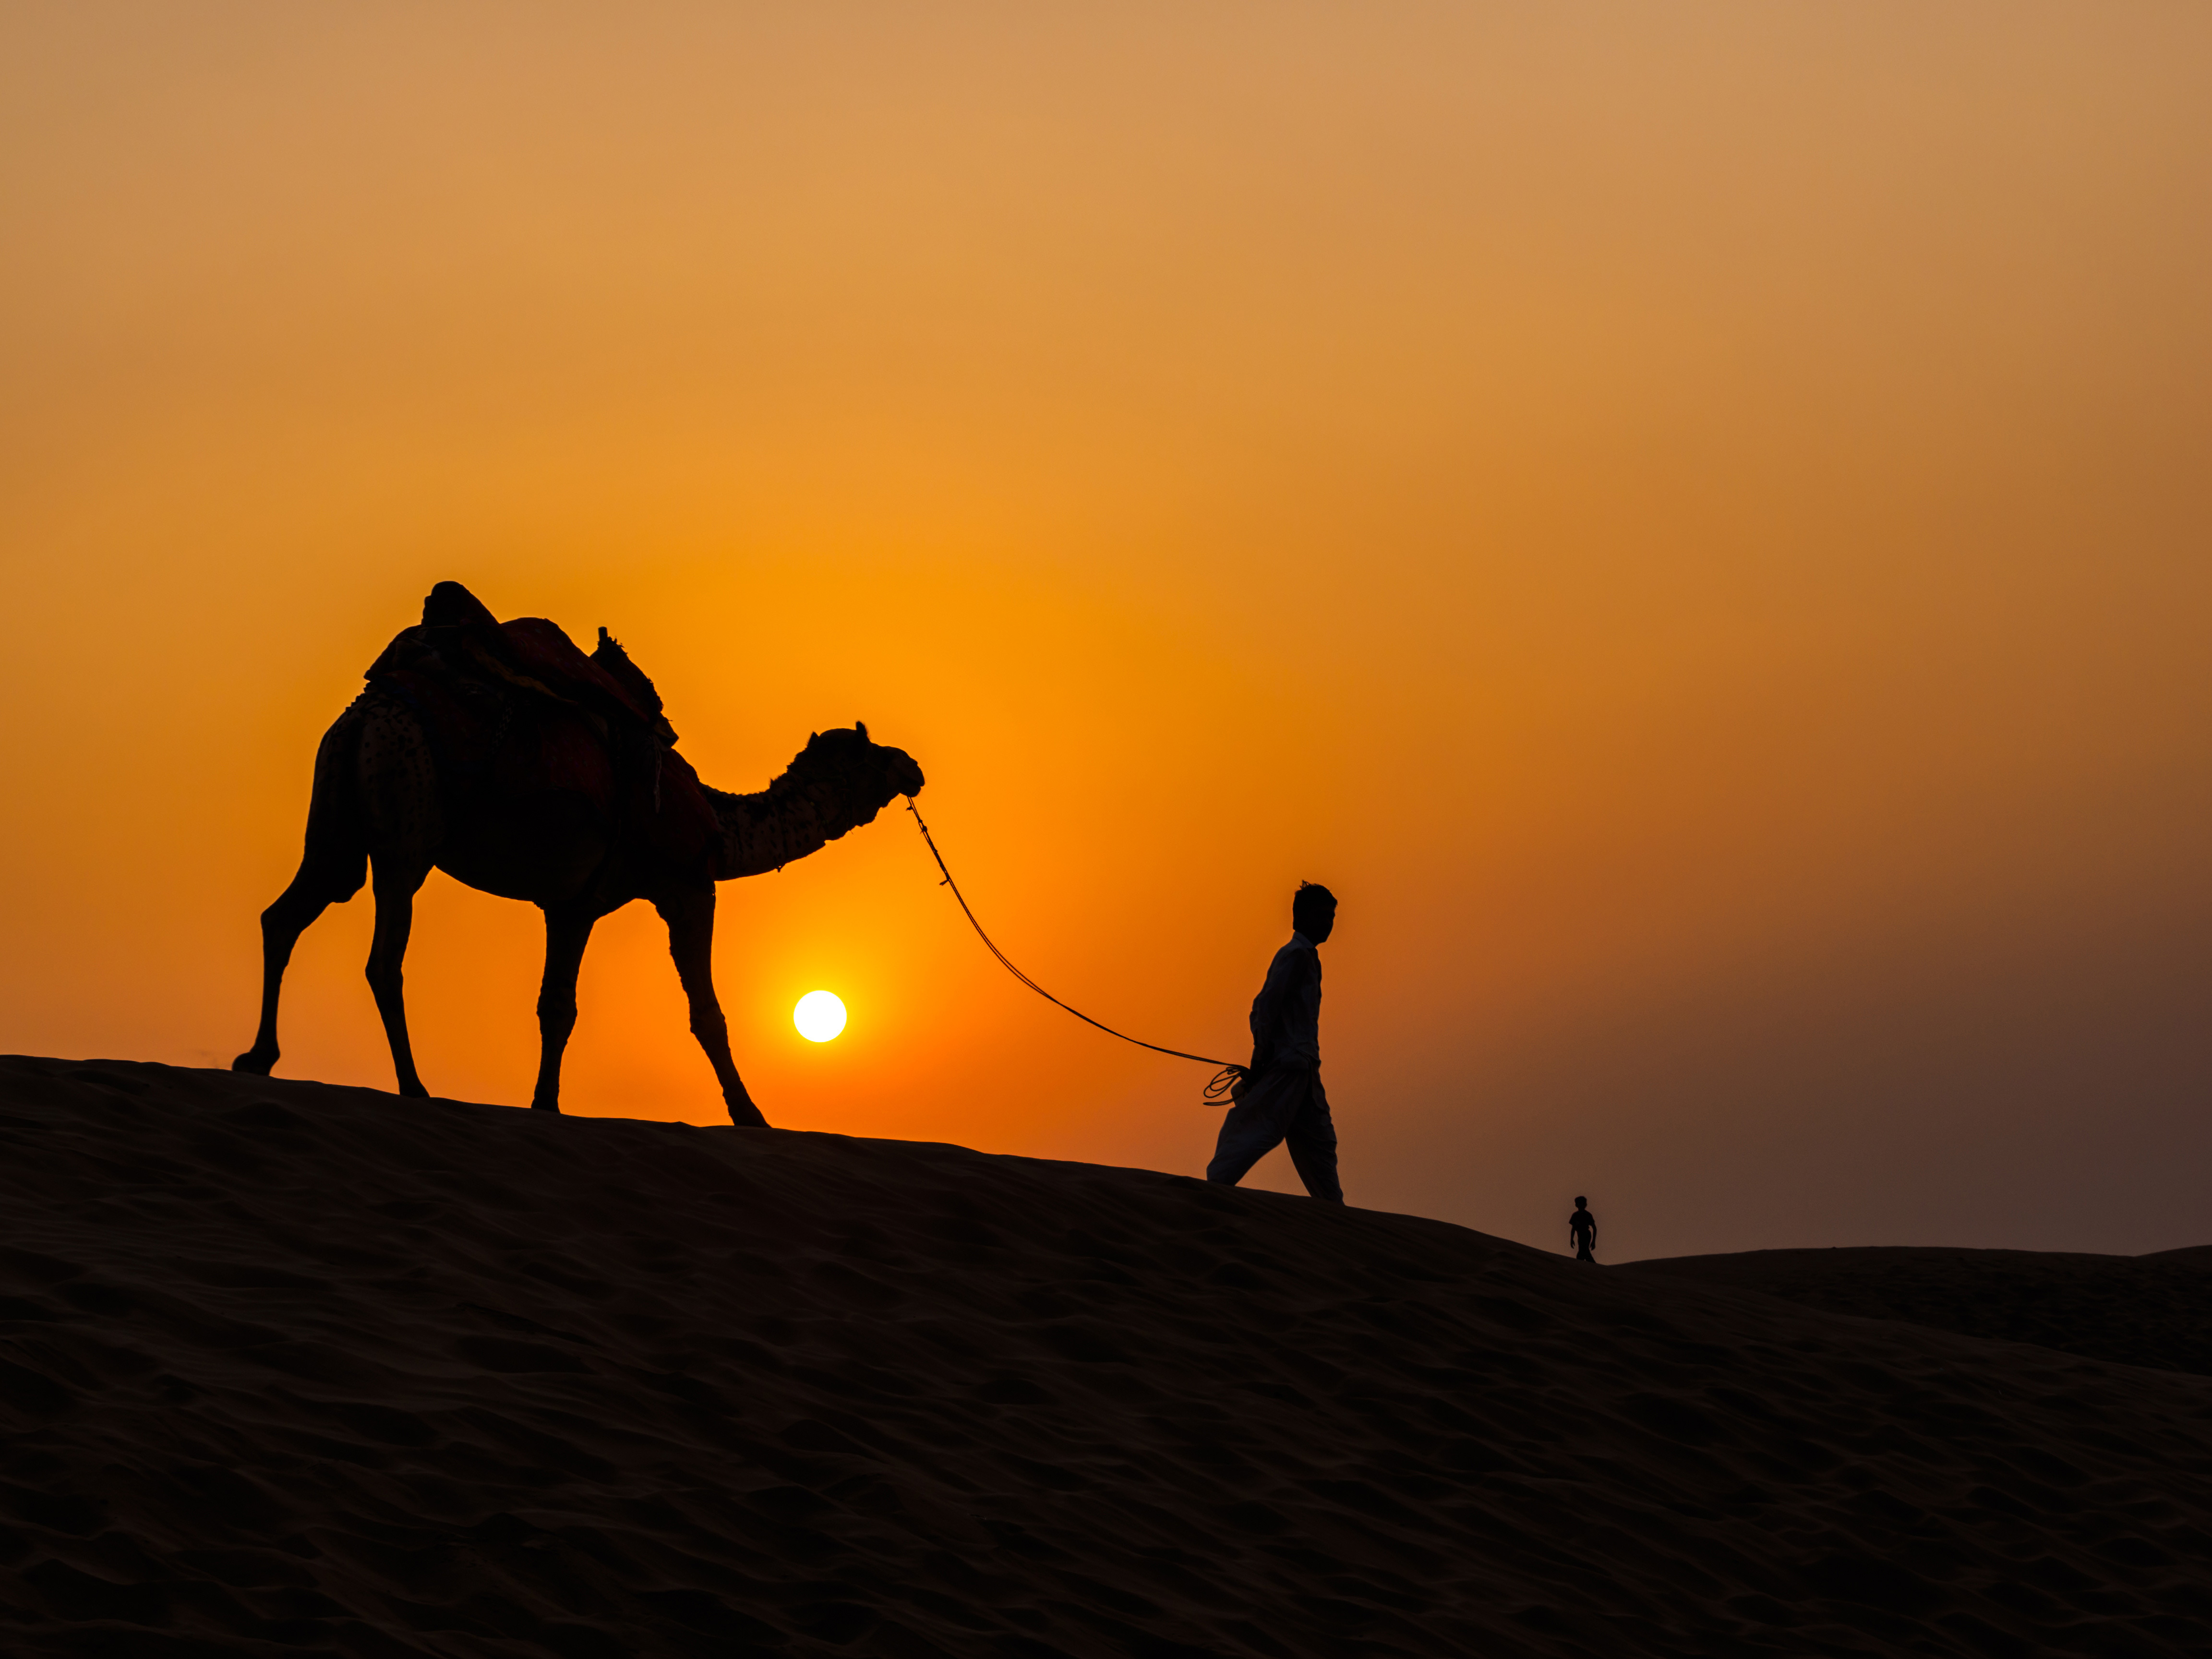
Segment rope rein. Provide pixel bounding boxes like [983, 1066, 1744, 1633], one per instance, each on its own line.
[905, 799, 1245, 1105]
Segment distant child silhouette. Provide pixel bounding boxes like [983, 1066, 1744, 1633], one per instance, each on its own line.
[1569, 1197, 1597, 1262]
[1206, 883, 1342, 1202]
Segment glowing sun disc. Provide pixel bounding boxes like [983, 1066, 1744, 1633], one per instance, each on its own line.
[793, 990, 847, 1043]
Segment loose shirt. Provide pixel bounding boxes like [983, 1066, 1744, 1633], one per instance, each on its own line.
[1249, 932, 1322, 1070]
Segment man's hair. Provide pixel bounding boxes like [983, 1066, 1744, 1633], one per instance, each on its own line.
[1292, 881, 1336, 926]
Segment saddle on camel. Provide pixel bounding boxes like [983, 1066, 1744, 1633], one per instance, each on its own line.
[234, 581, 925, 1124]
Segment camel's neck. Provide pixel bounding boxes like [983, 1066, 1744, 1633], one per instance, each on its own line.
[701, 750, 885, 879]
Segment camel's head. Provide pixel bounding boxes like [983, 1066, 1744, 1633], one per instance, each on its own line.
[802, 722, 926, 821]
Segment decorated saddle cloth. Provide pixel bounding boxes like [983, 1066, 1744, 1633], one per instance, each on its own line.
[363, 581, 719, 868]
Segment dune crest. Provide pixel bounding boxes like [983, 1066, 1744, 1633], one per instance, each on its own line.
[1623, 1246, 2212, 1379]
[3, 1056, 2210, 1656]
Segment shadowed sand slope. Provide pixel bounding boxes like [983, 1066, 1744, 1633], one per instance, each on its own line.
[3, 1058, 2212, 1658]
[1619, 1248, 2212, 1379]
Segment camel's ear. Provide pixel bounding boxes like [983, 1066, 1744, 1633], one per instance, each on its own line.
[856, 721, 868, 742]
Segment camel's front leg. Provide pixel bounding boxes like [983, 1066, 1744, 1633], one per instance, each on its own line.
[655, 888, 767, 1127]
[530, 907, 598, 1113]
[365, 855, 433, 1098]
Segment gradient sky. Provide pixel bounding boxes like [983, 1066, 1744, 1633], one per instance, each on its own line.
[3, 3, 2208, 1260]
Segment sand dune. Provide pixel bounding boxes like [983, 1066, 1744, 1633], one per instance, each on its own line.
[3, 1057, 2211, 1657]
[1621, 1246, 2212, 1379]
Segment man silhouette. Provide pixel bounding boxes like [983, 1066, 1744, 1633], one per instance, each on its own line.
[1569, 1196, 1597, 1262]
[1206, 883, 1342, 1203]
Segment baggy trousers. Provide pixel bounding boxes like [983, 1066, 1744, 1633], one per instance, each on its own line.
[1206, 1066, 1341, 1202]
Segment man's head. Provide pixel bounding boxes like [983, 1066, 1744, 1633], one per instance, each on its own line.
[1574, 1196, 1588, 1210]
[1293, 881, 1337, 944]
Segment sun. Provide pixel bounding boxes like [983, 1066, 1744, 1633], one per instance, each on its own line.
[793, 990, 847, 1043]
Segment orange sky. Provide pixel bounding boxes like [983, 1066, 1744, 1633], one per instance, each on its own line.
[3, 4, 2209, 1259]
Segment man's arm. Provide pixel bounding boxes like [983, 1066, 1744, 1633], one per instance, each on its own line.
[1245, 945, 1313, 1079]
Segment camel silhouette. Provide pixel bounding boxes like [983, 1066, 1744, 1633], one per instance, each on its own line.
[233, 585, 924, 1123]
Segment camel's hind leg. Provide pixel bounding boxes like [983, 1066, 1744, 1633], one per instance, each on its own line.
[365, 853, 433, 1098]
[232, 854, 362, 1075]
[352, 696, 443, 1098]
[236, 713, 368, 1076]
[655, 887, 767, 1127]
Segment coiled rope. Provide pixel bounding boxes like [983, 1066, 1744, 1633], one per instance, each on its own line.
[906, 798, 1245, 1104]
